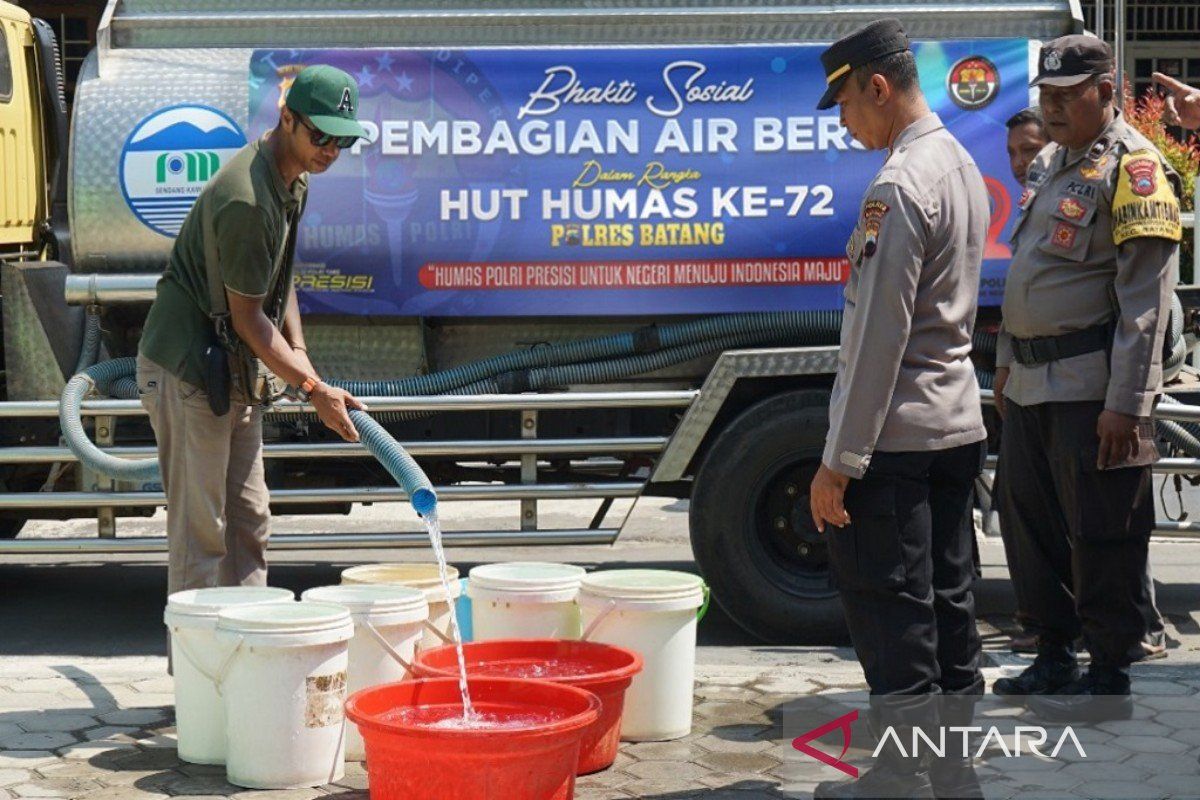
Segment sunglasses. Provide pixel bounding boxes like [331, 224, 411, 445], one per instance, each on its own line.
[295, 115, 358, 149]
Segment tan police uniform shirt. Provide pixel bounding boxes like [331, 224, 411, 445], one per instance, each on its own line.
[824, 113, 990, 479]
[997, 111, 1181, 417]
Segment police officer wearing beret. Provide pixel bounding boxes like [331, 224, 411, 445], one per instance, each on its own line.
[808, 19, 990, 799]
[993, 35, 1181, 721]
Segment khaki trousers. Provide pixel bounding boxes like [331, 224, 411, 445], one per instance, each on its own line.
[137, 354, 271, 597]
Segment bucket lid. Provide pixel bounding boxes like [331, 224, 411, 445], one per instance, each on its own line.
[579, 569, 706, 604]
[301, 584, 428, 625]
[216, 600, 353, 638]
[340, 563, 462, 603]
[165, 586, 294, 621]
[468, 562, 585, 595]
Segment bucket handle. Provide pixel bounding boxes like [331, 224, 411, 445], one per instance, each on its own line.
[210, 635, 245, 696]
[581, 583, 711, 641]
[580, 600, 618, 642]
[362, 619, 414, 674]
[173, 627, 244, 697]
[422, 619, 455, 645]
[697, 583, 712, 623]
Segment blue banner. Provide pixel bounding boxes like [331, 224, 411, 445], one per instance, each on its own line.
[248, 42, 1029, 316]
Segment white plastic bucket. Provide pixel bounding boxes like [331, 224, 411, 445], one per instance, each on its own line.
[300, 584, 429, 761]
[340, 563, 462, 650]
[577, 569, 708, 742]
[215, 601, 355, 789]
[162, 586, 295, 765]
[467, 562, 586, 640]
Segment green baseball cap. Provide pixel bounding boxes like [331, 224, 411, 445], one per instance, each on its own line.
[285, 65, 369, 139]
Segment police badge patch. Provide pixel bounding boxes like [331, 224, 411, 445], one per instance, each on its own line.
[1123, 157, 1158, 196]
[1051, 221, 1077, 250]
[1057, 197, 1087, 221]
[861, 200, 890, 258]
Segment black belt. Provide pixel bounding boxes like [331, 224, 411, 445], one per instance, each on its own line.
[1011, 323, 1114, 367]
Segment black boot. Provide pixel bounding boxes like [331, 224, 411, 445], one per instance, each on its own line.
[813, 728, 935, 799]
[815, 706, 935, 800]
[928, 696, 983, 800]
[992, 644, 1079, 698]
[1026, 665, 1133, 722]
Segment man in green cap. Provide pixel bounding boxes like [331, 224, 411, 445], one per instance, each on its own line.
[137, 65, 371, 597]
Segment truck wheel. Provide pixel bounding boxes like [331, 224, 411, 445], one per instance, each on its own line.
[690, 389, 847, 644]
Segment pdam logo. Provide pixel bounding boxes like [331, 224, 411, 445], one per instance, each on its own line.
[119, 105, 247, 237]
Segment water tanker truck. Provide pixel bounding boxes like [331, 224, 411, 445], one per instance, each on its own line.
[9, 0, 1184, 643]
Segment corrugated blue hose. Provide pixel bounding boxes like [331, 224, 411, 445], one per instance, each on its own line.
[350, 409, 436, 516]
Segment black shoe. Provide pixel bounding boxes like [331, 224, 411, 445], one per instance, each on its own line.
[814, 764, 935, 799]
[1025, 666, 1133, 722]
[928, 756, 983, 800]
[930, 695, 984, 800]
[815, 721, 935, 800]
[992, 647, 1079, 698]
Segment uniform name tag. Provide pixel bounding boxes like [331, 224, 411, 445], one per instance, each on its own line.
[1063, 180, 1098, 201]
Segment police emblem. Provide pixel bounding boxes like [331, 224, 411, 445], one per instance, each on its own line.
[1057, 197, 1087, 221]
[1018, 188, 1036, 210]
[1051, 221, 1077, 250]
[946, 56, 1000, 110]
[1043, 49, 1062, 71]
[1079, 164, 1103, 181]
[861, 200, 890, 258]
[1123, 157, 1158, 197]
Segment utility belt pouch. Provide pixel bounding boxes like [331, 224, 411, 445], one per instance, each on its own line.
[203, 335, 232, 417]
[200, 201, 290, 412]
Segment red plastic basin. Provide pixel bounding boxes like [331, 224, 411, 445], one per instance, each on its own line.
[413, 639, 643, 774]
[346, 677, 600, 800]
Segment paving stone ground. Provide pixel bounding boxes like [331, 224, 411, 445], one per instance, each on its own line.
[5, 509, 1200, 799]
[1, 656, 1199, 800]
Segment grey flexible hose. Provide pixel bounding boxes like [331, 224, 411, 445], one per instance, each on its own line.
[1164, 294, 1187, 382]
[72, 308, 103, 376]
[329, 310, 843, 397]
[60, 357, 159, 482]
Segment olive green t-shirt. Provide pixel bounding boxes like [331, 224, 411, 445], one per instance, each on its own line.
[139, 135, 308, 389]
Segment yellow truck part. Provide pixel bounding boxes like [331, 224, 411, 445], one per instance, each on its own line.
[0, 1, 45, 249]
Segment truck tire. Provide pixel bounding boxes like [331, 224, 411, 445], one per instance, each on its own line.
[690, 389, 848, 644]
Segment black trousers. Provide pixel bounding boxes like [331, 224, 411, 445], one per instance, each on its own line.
[829, 441, 987, 696]
[996, 400, 1156, 668]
